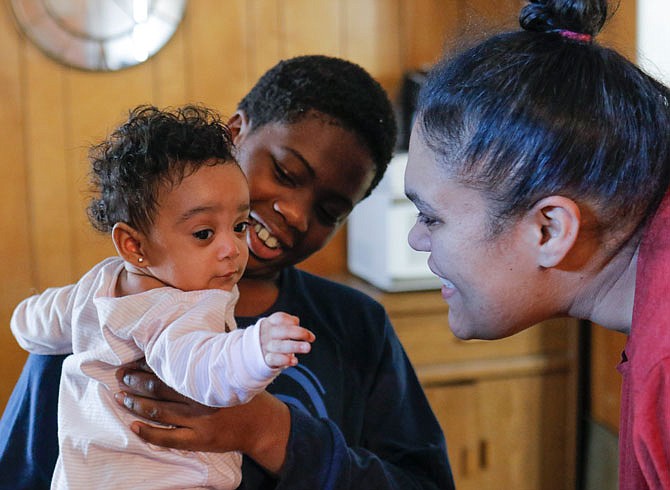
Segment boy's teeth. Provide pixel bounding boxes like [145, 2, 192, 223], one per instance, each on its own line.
[254, 223, 280, 249]
[266, 236, 279, 248]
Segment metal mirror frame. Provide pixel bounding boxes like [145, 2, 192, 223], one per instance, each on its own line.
[10, 0, 188, 71]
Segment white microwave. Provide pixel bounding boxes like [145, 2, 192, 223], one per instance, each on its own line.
[347, 152, 441, 292]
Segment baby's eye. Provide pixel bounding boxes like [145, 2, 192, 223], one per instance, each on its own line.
[193, 229, 214, 240]
[234, 221, 249, 233]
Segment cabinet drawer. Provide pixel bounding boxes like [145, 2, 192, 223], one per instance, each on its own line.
[393, 314, 572, 366]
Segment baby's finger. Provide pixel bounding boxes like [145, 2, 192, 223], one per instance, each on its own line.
[266, 338, 313, 356]
[265, 312, 300, 326]
[265, 352, 298, 369]
[269, 324, 315, 342]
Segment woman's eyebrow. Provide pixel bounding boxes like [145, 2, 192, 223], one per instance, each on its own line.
[406, 190, 427, 207]
[405, 191, 440, 216]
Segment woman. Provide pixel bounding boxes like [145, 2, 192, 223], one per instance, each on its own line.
[404, 0, 670, 487]
[0, 55, 455, 490]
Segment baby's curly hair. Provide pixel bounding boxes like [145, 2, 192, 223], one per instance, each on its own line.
[87, 104, 236, 235]
[238, 55, 397, 196]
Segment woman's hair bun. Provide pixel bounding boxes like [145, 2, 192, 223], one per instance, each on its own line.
[519, 0, 608, 36]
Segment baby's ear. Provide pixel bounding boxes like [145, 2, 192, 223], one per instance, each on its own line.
[112, 223, 147, 267]
[528, 196, 581, 268]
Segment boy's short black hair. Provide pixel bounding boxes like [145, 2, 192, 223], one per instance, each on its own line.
[238, 55, 397, 195]
[87, 105, 236, 234]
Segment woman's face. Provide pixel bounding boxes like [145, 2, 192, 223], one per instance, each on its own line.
[233, 112, 376, 279]
[405, 127, 549, 340]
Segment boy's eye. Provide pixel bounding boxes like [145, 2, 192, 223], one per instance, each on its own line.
[234, 221, 249, 233]
[193, 229, 214, 240]
[317, 208, 342, 227]
[272, 157, 295, 186]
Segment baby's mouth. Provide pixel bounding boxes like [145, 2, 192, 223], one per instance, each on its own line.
[254, 223, 280, 249]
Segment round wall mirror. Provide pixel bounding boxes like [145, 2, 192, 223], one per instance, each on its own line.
[10, 0, 188, 71]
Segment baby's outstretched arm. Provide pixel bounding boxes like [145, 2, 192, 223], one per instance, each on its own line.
[259, 312, 315, 368]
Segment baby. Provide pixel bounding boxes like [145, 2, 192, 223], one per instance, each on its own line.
[10, 105, 314, 489]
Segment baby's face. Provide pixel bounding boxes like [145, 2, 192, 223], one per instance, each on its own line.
[141, 161, 250, 292]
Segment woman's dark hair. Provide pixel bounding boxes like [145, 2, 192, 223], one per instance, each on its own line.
[87, 105, 236, 234]
[238, 55, 397, 196]
[418, 0, 670, 239]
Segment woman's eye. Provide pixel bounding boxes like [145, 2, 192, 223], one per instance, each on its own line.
[193, 229, 214, 240]
[234, 221, 249, 233]
[417, 212, 439, 227]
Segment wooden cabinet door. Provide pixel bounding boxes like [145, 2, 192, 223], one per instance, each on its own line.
[425, 371, 574, 490]
[478, 372, 573, 490]
[425, 382, 484, 490]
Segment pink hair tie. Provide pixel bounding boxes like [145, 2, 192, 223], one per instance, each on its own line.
[557, 29, 593, 43]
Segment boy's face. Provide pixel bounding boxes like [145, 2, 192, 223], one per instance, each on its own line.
[141, 162, 250, 292]
[233, 113, 376, 279]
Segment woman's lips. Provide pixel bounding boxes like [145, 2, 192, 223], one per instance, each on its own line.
[440, 277, 456, 300]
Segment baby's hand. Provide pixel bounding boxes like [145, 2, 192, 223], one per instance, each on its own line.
[259, 312, 315, 369]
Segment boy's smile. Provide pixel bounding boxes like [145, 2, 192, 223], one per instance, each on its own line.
[234, 113, 376, 279]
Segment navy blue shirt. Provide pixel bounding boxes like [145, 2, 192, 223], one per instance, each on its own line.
[0, 267, 454, 489]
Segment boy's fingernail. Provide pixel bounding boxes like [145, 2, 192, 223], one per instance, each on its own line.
[114, 392, 133, 410]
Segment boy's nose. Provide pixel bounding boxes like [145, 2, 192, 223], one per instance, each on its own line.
[273, 197, 309, 233]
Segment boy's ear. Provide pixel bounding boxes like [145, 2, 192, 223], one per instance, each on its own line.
[227, 110, 251, 144]
[527, 196, 581, 268]
[112, 223, 147, 267]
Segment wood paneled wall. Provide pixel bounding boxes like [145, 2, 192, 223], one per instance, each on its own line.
[0, 0, 637, 414]
[0, 0, 481, 411]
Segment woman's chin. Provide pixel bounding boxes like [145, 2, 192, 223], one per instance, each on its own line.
[447, 312, 475, 340]
[449, 324, 478, 340]
[447, 311, 494, 340]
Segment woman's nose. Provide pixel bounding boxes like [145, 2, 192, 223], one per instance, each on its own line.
[273, 197, 309, 233]
[408, 222, 430, 252]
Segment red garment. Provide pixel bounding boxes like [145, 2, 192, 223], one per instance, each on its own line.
[619, 190, 670, 490]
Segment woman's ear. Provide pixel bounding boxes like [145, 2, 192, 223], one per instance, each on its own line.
[528, 196, 581, 268]
[227, 110, 251, 145]
[112, 223, 147, 267]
